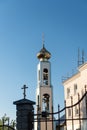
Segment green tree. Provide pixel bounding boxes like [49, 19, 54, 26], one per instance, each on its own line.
[0, 114, 16, 130]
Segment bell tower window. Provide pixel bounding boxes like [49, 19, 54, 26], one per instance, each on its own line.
[43, 68, 48, 85]
[42, 94, 50, 112]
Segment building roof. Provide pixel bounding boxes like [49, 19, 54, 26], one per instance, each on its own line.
[13, 98, 35, 105]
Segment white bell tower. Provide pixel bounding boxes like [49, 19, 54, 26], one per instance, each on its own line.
[35, 44, 53, 130]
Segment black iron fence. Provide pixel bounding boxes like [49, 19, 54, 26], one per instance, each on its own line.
[34, 88, 87, 130]
[0, 125, 15, 130]
[0, 118, 15, 130]
[1, 89, 87, 130]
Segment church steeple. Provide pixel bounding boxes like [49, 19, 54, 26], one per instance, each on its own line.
[35, 42, 53, 130]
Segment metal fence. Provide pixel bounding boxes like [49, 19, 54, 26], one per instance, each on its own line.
[0, 119, 15, 130]
[34, 89, 87, 130]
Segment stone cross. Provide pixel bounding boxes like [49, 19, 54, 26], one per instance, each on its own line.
[21, 84, 28, 99]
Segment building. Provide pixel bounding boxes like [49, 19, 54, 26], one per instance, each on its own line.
[63, 62, 87, 130]
[35, 44, 54, 130]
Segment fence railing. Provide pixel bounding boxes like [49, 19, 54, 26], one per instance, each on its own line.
[0, 119, 15, 130]
[34, 89, 87, 130]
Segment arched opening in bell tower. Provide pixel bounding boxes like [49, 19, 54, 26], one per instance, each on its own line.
[42, 93, 50, 112]
[43, 68, 48, 85]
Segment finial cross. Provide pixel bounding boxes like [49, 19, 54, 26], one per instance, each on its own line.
[21, 84, 28, 99]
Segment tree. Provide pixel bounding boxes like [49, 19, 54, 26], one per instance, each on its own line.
[0, 114, 16, 130]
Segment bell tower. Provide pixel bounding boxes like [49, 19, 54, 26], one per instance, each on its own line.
[35, 44, 53, 130]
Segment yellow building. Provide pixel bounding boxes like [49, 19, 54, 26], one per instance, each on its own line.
[63, 63, 87, 130]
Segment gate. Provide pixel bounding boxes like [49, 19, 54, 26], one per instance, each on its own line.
[34, 89, 87, 130]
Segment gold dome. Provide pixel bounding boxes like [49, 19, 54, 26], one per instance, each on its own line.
[37, 44, 51, 60]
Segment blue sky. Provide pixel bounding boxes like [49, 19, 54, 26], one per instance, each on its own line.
[0, 0, 87, 120]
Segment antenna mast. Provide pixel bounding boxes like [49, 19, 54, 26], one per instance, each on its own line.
[78, 48, 85, 67]
[78, 48, 80, 67]
[82, 49, 84, 64]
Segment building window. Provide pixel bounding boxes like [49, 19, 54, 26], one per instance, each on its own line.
[74, 84, 77, 95]
[75, 106, 79, 116]
[68, 108, 71, 117]
[67, 88, 70, 98]
[43, 68, 48, 85]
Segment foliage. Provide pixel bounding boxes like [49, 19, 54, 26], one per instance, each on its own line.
[0, 114, 16, 130]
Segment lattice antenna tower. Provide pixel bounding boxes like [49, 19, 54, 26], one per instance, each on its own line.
[78, 48, 85, 67]
[82, 49, 84, 64]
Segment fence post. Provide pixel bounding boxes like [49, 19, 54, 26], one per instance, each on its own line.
[2, 118, 4, 130]
[8, 118, 9, 130]
[52, 106, 54, 130]
[78, 93, 81, 130]
[45, 114, 47, 130]
[71, 96, 74, 130]
[58, 104, 60, 130]
[64, 100, 67, 130]
[85, 85, 87, 117]
[85, 85, 87, 130]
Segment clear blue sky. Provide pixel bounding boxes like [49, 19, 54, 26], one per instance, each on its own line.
[0, 0, 87, 120]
